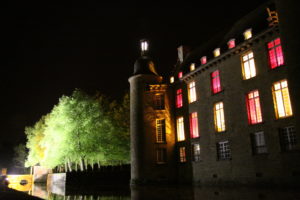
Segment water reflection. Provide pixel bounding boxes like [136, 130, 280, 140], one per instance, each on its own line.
[10, 181, 300, 200]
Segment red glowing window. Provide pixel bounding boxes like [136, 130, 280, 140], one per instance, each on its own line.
[178, 71, 183, 78]
[176, 89, 183, 108]
[268, 38, 284, 69]
[246, 90, 263, 125]
[228, 39, 235, 49]
[189, 112, 199, 138]
[211, 70, 221, 94]
[201, 56, 207, 65]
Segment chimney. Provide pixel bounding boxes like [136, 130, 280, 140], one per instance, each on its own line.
[177, 45, 190, 63]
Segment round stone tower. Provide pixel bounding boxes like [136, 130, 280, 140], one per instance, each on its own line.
[128, 40, 163, 184]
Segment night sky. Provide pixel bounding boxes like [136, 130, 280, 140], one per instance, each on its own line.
[1, 1, 266, 169]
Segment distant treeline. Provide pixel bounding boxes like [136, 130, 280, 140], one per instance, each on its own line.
[25, 89, 130, 171]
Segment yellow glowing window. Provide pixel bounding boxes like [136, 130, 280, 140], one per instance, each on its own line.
[170, 76, 174, 83]
[272, 80, 293, 118]
[177, 117, 185, 141]
[214, 102, 225, 132]
[213, 48, 220, 57]
[243, 28, 252, 40]
[188, 81, 197, 103]
[190, 63, 195, 71]
[241, 51, 256, 80]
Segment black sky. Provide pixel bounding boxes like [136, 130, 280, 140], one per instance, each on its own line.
[0, 1, 266, 169]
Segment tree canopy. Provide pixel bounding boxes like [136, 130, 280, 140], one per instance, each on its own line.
[25, 89, 130, 171]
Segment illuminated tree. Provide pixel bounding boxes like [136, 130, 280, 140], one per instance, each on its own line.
[25, 89, 130, 170]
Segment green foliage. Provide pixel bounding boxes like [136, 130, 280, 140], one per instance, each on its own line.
[25, 89, 130, 170]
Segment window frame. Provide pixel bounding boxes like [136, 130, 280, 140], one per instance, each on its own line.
[156, 119, 166, 143]
[176, 117, 185, 141]
[272, 79, 293, 119]
[153, 93, 165, 110]
[189, 112, 199, 138]
[176, 89, 183, 108]
[280, 126, 297, 152]
[179, 146, 187, 163]
[156, 148, 167, 164]
[251, 131, 268, 155]
[267, 37, 284, 69]
[217, 141, 231, 161]
[192, 143, 201, 162]
[246, 90, 263, 125]
[214, 102, 226, 132]
[241, 51, 256, 80]
[188, 81, 197, 103]
[211, 70, 222, 94]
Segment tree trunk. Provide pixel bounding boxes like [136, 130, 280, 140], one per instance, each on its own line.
[79, 158, 84, 171]
[84, 158, 88, 171]
[65, 162, 68, 173]
[67, 159, 72, 172]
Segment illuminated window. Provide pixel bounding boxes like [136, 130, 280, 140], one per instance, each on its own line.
[188, 81, 197, 103]
[190, 63, 195, 71]
[251, 131, 267, 154]
[177, 117, 185, 141]
[201, 56, 207, 65]
[153, 94, 164, 110]
[214, 102, 225, 132]
[179, 146, 187, 162]
[213, 48, 220, 57]
[227, 39, 235, 49]
[170, 76, 174, 83]
[272, 80, 293, 118]
[189, 112, 199, 138]
[241, 51, 256, 80]
[192, 143, 201, 162]
[246, 90, 262, 125]
[178, 71, 183, 78]
[176, 89, 183, 108]
[211, 70, 221, 94]
[156, 119, 166, 143]
[156, 148, 167, 164]
[243, 28, 252, 40]
[268, 38, 284, 69]
[280, 126, 297, 151]
[217, 141, 231, 160]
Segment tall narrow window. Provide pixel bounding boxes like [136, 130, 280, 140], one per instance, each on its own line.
[188, 81, 197, 103]
[251, 131, 267, 154]
[153, 94, 164, 110]
[179, 147, 187, 162]
[211, 70, 221, 94]
[214, 102, 225, 132]
[177, 117, 185, 141]
[272, 80, 293, 118]
[280, 126, 297, 151]
[176, 89, 183, 108]
[156, 148, 167, 164]
[192, 143, 201, 162]
[156, 119, 166, 143]
[268, 38, 284, 69]
[217, 141, 231, 160]
[189, 112, 199, 138]
[178, 71, 183, 78]
[241, 51, 256, 80]
[246, 90, 263, 124]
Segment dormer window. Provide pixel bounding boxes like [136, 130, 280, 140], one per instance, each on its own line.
[201, 56, 207, 65]
[243, 29, 252, 40]
[170, 76, 174, 83]
[213, 48, 220, 57]
[190, 63, 195, 71]
[227, 39, 235, 49]
[140, 40, 148, 52]
[178, 72, 183, 79]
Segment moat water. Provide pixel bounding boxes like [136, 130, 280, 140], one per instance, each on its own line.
[19, 183, 300, 200]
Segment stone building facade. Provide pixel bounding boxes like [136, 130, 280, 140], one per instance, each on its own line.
[129, 0, 300, 186]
